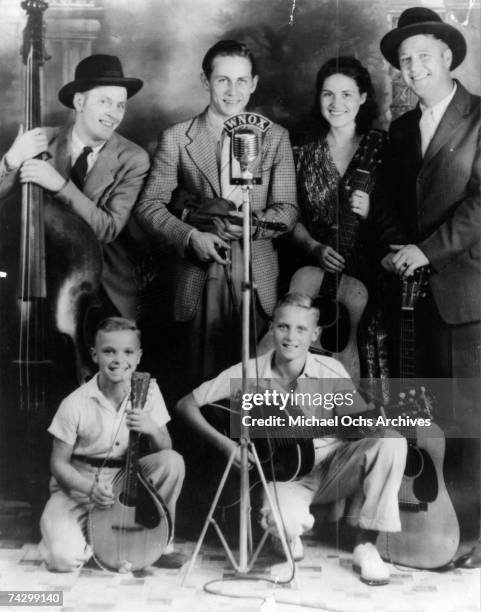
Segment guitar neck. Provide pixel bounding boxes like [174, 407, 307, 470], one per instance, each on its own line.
[349, 169, 372, 194]
[124, 432, 141, 500]
[325, 130, 383, 271]
[123, 373, 150, 502]
[331, 168, 373, 264]
[400, 308, 416, 379]
[399, 267, 429, 380]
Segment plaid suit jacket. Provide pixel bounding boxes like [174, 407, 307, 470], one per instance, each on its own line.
[135, 109, 298, 321]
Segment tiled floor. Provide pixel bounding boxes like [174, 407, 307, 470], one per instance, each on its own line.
[0, 502, 479, 612]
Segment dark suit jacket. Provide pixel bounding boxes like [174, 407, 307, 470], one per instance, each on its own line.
[0, 125, 150, 319]
[135, 109, 298, 321]
[388, 81, 480, 325]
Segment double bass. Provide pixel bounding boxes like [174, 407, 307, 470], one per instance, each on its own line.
[0, 0, 101, 523]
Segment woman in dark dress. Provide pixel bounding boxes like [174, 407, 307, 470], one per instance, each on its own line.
[293, 56, 395, 392]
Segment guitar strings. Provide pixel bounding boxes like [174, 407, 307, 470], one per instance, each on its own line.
[89, 389, 130, 571]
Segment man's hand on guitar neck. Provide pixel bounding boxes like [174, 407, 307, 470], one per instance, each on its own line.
[382, 244, 429, 278]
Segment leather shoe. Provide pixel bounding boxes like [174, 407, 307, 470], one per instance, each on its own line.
[153, 551, 188, 569]
[352, 542, 390, 586]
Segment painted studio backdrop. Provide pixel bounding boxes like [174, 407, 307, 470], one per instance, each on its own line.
[0, 0, 479, 505]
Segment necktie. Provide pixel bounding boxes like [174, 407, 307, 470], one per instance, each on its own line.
[71, 146, 92, 190]
[419, 108, 436, 157]
[219, 133, 243, 208]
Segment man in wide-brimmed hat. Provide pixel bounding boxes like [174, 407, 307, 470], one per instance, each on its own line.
[0, 54, 149, 322]
[380, 7, 480, 568]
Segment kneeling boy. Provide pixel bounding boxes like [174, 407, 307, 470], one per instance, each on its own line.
[39, 317, 185, 571]
[176, 293, 406, 585]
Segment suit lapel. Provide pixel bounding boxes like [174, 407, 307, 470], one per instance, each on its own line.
[423, 83, 468, 166]
[185, 110, 220, 195]
[83, 134, 117, 198]
[407, 106, 423, 164]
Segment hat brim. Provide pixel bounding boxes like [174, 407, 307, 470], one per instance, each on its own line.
[58, 77, 143, 108]
[380, 22, 466, 70]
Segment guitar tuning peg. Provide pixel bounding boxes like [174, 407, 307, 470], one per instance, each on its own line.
[399, 392, 406, 399]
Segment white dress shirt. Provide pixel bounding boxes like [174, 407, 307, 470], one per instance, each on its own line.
[419, 82, 457, 156]
[71, 128, 105, 174]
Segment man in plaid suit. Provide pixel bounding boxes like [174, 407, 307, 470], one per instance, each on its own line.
[135, 40, 298, 392]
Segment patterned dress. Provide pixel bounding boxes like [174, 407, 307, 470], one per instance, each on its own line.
[296, 129, 394, 395]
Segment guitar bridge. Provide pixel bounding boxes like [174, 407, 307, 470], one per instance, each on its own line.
[111, 525, 143, 531]
[399, 501, 428, 512]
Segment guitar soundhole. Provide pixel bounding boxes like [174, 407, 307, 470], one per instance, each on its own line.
[320, 302, 350, 353]
[317, 297, 338, 328]
[405, 446, 423, 478]
[119, 491, 136, 507]
[412, 449, 438, 503]
[405, 447, 438, 503]
[135, 485, 161, 529]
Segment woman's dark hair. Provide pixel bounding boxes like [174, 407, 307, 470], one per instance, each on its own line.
[313, 56, 378, 136]
[202, 40, 258, 79]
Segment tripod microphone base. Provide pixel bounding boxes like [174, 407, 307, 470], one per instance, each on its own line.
[181, 442, 296, 585]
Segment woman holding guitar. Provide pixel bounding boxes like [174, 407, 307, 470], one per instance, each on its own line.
[292, 57, 398, 387]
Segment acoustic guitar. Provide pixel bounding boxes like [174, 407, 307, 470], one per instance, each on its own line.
[259, 131, 386, 382]
[256, 266, 366, 383]
[376, 269, 460, 568]
[88, 372, 172, 572]
[204, 400, 383, 507]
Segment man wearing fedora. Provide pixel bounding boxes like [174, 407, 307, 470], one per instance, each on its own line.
[0, 54, 149, 322]
[380, 7, 480, 567]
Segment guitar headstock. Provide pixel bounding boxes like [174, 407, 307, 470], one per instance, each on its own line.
[130, 372, 151, 411]
[401, 266, 430, 311]
[21, 0, 48, 12]
[387, 386, 435, 420]
[358, 130, 384, 170]
[346, 130, 385, 193]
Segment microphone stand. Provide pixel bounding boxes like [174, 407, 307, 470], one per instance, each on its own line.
[182, 155, 294, 585]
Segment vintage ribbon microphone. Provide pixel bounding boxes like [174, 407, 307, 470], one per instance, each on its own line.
[183, 114, 293, 582]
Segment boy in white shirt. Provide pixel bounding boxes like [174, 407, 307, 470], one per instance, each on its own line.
[177, 293, 407, 585]
[39, 317, 184, 572]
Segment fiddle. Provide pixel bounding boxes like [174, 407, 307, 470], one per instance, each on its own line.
[170, 188, 287, 234]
